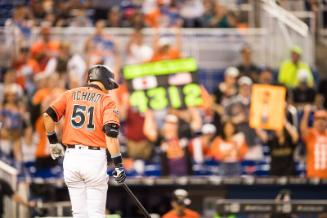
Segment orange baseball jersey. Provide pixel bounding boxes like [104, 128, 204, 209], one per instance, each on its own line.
[304, 129, 327, 178]
[162, 209, 200, 218]
[50, 86, 119, 148]
[209, 136, 248, 162]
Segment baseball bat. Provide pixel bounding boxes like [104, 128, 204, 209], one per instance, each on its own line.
[122, 183, 151, 218]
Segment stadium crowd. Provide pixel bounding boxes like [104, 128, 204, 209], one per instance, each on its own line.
[3, 0, 250, 30]
[0, 0, 326, 181]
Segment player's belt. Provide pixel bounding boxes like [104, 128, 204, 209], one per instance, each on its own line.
[67, 144, 101, 150]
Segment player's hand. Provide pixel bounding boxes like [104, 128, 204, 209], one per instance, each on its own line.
[49, 143, 65, 160]
[113, 166, 126, 183]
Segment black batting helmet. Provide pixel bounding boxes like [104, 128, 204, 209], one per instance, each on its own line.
[87, 65, 119, 90]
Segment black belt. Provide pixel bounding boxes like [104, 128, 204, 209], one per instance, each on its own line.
[66, 144, 101, 150]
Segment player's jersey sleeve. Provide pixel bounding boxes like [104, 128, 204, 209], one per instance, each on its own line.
[50, 91, 67, 121]
[102, 96, 120, 127]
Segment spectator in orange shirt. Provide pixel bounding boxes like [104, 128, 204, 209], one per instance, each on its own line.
[30, 25, 60, 68]
[151, 28, 182, 62]
[162, 189, 200, 218]
[32, 73, 65, 169]
[12, 46, 41, 92]
[209, 120, 248, 176]
[301, 105, 327, 178]
[144, 0, 181, 28]
[144, 112, 192, 176]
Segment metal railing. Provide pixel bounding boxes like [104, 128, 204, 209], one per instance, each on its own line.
[260, 0, 314, 68]
[1, 26, 270, 70]
[0, 160, 18, 218]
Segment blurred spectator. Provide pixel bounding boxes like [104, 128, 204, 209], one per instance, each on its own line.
[106, 7, 122, 27]
[144, 0, 182, 28]
[206, 1, 233, 28]
[5, 5, 34, 49]
[32, 73, 64, 169]
[29, 25, 60, 70]
[69, 9, 93, 27]
[202, 0, 215, 27]
[126, 28, 153, 64]
[0, 83, 25, 162]
[127, 11, 146, 29]
[91, 0, 120, 21]
[0, 71, 17, 107]
[189, 123, 216, 163]
[66, 42, 87, 89]
[225, 76, 251, 122]
[213, 67, 239, 108]
[211, 67, 239, 137]
[278, 46, 314, 88]
[144, 112, 192, 176]
[85, 20, 121, 79]
[170, 107, 202, 139]
[29, 73, 47, 127]
[12, 46, 41, 94]
[179, 0, 204, 28]
[258, 68, 274, 85]
[291, 70, 316, 107]
[43, 41, 86, 89]
[162, 189, 200, 218]
[224, 76, 256, 147]
[209, 120, 248, 176]
[237, 45, 259, 82]
[151, 28, 182, 61]
[225, 11, 242, 29]
[286, 100, 299, 128]
[257, 119, 299, 176]
[301, 105, 327, 178]
[30, 0, 54, 22]
[21, 123, 37, 164]
[53, 1, 75, 27]
[125, 107, 153, 161]
[317, 78, 327, 110]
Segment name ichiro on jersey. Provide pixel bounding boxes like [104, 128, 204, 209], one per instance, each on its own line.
[72, 91, 101, 103]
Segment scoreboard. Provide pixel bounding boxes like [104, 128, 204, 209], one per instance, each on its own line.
[123, 58, 203, 112]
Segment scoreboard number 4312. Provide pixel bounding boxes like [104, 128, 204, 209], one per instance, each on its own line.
[123, 58, 203, 112]
[129, 83, 203, 112]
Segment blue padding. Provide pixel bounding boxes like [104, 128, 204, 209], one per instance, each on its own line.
[197, 69, 225, 93]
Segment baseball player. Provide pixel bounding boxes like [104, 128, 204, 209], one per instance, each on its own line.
[43, 65, 126, 218]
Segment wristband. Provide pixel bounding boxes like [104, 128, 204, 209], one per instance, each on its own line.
[47, 132, 59, 144]
[112, 154, 123, 167]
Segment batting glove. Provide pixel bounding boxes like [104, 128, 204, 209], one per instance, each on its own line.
[49, 143, 65, 160]
[112, 154, 126, 183]
[113, 166, 126, 183]
[47, 132, 65, 160]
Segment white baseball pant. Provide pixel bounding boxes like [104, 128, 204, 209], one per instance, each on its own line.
[63, 146, 108, 218]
